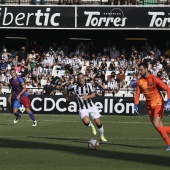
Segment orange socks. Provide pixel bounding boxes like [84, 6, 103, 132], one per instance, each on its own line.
[164, 126, 170, 134]
[157, 126, 170, 145]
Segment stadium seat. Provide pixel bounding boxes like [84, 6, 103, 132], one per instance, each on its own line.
[125, 71, 134, 76]
[7, 64, 11, 70]
[105, 71, 112, 80]
[32, 87, 38, 94]
[106, 61, 111, 71]
[81, 66, 86, 74]
[2, 86, 11, 94]
[86, 61, 90, 66]
[104, 93, 113, 96]
[82, 0, 101, 5]
[139, 93, 146, 100]
[40, 79, 47, 87]
[161, 91, 167, 100]
[125, 76, 133, 82]
[55, 92, 63, 95]
[115, 90, 126, 97]
[102, 0, 109, 3]
[52, 65, 61, 77]
[126, 91, 135, 97]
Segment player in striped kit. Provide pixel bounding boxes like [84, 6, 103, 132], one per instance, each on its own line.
[8, 68, 38, 126]
[66, 73, 107, 142]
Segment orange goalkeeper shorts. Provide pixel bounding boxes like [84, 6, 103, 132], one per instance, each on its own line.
[148, 105, 164, 122]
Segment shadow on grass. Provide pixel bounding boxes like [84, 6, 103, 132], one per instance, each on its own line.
[28, 136, 161, 149]
[113, 143, 162, 150]
[0, 124, 13, 126]
[0, 137, 170, 167]
[29, 136, 90, 144]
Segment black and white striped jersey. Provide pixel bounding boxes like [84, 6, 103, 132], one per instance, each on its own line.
[68, 83, 95, 110]
[62, 58, 71, 65]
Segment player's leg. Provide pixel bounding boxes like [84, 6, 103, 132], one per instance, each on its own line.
[153, 116, 170, 148]
[80, 109, 96, 135]
[20, 97, 38, 126]
[160, 105, 170, 134]
[25, 107, 38, 126]
[151, 105, 170, 150]
[13, 99, 21, 123]
[90, 106, 107, 142]
[163, 126, 170, 134]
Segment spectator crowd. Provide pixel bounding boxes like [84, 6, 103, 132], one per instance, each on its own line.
[0, 40, 170, 97]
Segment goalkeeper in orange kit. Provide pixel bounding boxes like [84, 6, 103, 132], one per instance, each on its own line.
[134, 63, 170, 150]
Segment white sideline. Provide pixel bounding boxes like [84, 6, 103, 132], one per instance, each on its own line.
[4, 120, 170, 125]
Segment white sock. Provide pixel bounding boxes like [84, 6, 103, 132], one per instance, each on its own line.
[98, 125, 104, 137]
[88, 121, 94, 128]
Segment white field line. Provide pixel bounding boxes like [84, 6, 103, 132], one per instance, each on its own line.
[0, 114, 150, 117]
[2, 114, 170, 118]
[4, 120, 170, 125]
[5, 120, 151, 124]
[0, 114, 78, 117]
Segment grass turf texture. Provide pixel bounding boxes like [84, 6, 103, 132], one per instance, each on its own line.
[0, 114, 170, 170]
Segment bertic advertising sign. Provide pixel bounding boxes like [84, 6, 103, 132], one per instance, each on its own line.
[0, 6, 75, 28]
[0, 6, 170, 29]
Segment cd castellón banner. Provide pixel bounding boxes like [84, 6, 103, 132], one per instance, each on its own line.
[1, 95, 170, 116]
[0, 94, 144, 115]
[0, 6, 170, 29]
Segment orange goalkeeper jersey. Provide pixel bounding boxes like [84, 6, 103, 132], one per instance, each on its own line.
[134, 74, 170, 108]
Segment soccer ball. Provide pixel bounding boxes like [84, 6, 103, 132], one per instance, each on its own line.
[88, 139, 99, 150]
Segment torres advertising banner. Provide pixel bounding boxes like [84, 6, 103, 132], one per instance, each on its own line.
[77, 6, 170, 29]
[0, 6, 170, 29]
[0, 94, 145, 115]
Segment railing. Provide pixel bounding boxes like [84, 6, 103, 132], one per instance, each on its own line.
[1, 86, 167, 101]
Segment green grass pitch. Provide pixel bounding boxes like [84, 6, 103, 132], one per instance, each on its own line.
[0, 114, 170, 170]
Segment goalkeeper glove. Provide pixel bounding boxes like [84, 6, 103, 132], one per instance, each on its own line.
[165, 99, 170, 111]
[134, 104, 138, 112]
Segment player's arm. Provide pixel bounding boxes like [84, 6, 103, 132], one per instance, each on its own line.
[82, 83, 96, 100]
[17, 78, 27, 99]
[18, 82, 26, 98]
[134, 81, 140, 105]
[84, 92, 96, 99]
[134, 80, 140, 114]
[153, 76, 170, 98]
[153, 76, 170, 111]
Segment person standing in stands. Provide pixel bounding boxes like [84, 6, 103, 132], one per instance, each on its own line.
[0, 58, 8, 74]
[134, 63, 170, 150]
[16, 46, 29, 62]
[8, 68, 38, 126]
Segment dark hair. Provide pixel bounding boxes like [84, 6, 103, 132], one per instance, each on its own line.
[10, 68, 16, 72]
[138, 63, 148, 69]
[77, 72, 84, 76]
